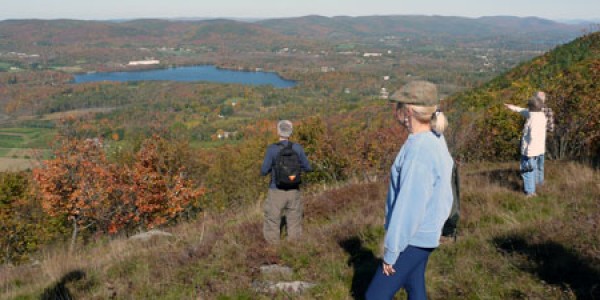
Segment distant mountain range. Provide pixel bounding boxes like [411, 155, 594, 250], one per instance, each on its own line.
[0, 15, 586, 49]
[0, 14, 591, 77]
[556, 18, 600, 25]
[0, 18, 295, 52]
[258, 15, 584, 39]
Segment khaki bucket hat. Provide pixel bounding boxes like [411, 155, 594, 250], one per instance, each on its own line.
[389, 80, 439, 106]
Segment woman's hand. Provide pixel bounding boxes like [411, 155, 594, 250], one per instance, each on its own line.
[382, 262, 396, 276]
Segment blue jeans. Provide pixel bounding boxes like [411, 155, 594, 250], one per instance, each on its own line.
[521, 155, 538, 195]
[536, 154, 544, 185]
[365, 246, 434, 300]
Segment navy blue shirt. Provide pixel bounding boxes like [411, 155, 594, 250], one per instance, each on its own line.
[260, 140, 312, 189]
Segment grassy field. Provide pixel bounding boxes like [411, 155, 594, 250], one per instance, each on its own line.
[0, 134, 24, 148]
[0, 148, 10, 157]
[0, 128, 55, 148]
[0, 128, 55, 171]
[0, 62, 12, 71]
[1, 161, 598, 299]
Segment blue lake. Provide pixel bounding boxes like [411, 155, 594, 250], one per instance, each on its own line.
[73, 65, 296, 88]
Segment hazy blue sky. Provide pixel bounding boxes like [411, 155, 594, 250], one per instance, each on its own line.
[1, 0, 598, 21]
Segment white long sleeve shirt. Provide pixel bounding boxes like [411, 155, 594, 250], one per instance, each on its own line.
[506, 104, 547, 156]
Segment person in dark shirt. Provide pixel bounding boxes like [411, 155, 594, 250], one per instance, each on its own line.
[260, 120, 312, 244]
[536, 91, 554, 133]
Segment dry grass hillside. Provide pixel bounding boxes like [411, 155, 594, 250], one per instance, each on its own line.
[1, 160, 599, 299]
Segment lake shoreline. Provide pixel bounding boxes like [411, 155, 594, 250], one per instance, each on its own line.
[72, 64, 297, 88]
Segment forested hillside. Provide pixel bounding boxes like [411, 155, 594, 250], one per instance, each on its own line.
[446, 31, 600, 164]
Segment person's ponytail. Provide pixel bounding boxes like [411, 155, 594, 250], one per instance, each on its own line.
[410, 105, 448, 134]
[431, 111, 447, 134]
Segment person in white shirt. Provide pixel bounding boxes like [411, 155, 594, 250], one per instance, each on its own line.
[533, 91, 554, 185]
[504, 96, 547, 197]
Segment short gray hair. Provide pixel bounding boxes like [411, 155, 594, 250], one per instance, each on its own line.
[277, 120, 293, 137]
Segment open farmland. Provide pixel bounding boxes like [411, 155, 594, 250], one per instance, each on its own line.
[0, 127, 54, 171]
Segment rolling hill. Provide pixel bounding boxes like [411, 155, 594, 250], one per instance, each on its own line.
[258, 15, 583, 44]
[0, 19, 293, 49]
[0, 15, 585, 51]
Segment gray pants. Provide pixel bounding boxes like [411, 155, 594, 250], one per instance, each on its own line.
[263, 189, 303, 244]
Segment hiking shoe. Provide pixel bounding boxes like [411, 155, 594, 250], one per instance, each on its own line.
[525, 193, 537, 198]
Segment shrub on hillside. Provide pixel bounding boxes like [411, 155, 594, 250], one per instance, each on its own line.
[0, 172, 65, 264]
[32, 134, 204, 250]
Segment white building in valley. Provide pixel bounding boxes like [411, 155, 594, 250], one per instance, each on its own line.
[128, 59, 160, 66]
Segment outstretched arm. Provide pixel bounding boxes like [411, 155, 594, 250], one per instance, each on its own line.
[504, 103, 525, 112]
[504, 103, 529, 117]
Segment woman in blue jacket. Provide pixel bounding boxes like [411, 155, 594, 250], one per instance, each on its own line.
[366, 81, 454, 300]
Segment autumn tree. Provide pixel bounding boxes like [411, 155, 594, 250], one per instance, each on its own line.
[33, 138, 116, 251]
[294, 116, 348, 183]
[128, 135, 205, 228]
[32, 134, 204, 251]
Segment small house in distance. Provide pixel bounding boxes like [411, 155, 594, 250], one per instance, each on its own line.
[380, 88, 389, 99]
[215, 130, 238, 140]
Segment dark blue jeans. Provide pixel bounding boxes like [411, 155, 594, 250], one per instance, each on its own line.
[365, 246, 434, 300]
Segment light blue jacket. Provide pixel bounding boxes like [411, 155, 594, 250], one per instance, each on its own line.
[383, 131, 454, 265]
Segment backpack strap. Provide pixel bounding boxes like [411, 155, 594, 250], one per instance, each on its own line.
[273, 142, 294, 169]
[276, 141, 293, 151]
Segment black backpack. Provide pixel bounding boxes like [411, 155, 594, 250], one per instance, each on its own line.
[442, 162, 460, 240]
[273, 142, 302, 190]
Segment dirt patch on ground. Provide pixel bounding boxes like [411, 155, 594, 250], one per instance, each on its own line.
[2, 148, 42, 156]
[16, 107, 116, 121]
[0, 157, 39, 171]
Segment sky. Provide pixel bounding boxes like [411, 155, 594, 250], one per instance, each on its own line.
[1, 0, 599, 21]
